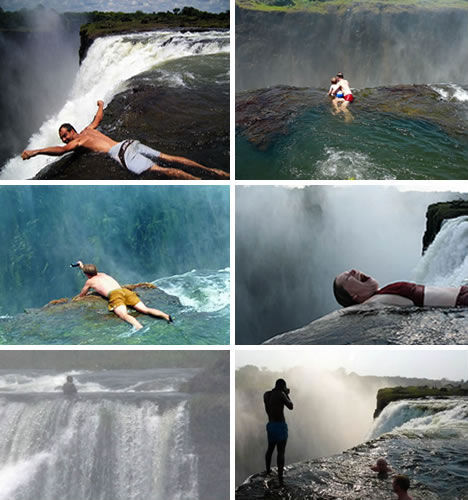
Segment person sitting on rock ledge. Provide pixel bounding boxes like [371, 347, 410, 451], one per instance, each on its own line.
[75, 261, 172, 330]
[21, 100, 229, 180]
[333, 269, 468, 308]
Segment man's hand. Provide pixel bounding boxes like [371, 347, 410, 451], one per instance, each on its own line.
[97, 100, 104, 107]
[77, 260, 84, 269]
[21, 150, 35, 160]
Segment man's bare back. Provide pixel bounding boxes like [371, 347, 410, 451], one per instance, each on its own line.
[81, 272, 121, 298]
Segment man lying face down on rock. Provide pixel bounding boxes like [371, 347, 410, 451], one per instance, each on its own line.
[75, 261, 172, 330]
[333, 269, 468, 308]
[21, 100, 229, 180]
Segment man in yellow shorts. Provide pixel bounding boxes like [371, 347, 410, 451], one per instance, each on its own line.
[76, 261, 172, 330]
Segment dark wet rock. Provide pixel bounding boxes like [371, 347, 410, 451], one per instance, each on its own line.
[236, 84, 467, 152]
[263, 304, 468, 345]
[423, 200, 468, 253]
[236, 437, 438, 500]
[34, 70, 229, 180]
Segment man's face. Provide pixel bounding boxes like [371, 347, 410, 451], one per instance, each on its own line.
[335, 269, 379, 303]
[59, 127, 75, 144]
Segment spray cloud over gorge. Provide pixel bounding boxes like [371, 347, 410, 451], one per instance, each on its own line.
[236, 186, 468, 344]
[0, 9, 81, 168]
[236, 7, 468, 91]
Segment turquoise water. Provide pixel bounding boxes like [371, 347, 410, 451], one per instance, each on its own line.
[237, 105, 468, 180]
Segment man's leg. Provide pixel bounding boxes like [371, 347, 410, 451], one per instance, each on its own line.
[276, 440, 287, 486]
[265, 441, 276, 474]
[113, 304, 143, 330]
[158, 153, 229, 179]
[133, 301, 172, 323]
[149, 164, 200, 180]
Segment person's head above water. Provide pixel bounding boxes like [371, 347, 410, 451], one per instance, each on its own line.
[82, 264, 98, 277]
[330, 77, 338, 84]
[337, 72, 344, 79]
[66, 375, 73, 383]
[393, 474, 410, 493]
[58, 123, 78, 144]
[333, 269, 379, 307]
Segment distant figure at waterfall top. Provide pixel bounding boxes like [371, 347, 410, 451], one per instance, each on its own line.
[333, 269, 468, 308]
[21, 100, 229, 180]
[392, 475, 413, 500]
[370, 457, 391, 479]
[61, 375, 78, 396]
[263, 378, 294, 487]
[76, 261, 173, 330]
[327, 72, 354, 121]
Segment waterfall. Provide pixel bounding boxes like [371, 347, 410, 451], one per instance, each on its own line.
[412, 216, 468, 286]
[0, 395, 197, 500]
[1, 29, 229, 179]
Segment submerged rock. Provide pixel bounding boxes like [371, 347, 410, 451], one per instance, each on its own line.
[264, 304, 468, 345]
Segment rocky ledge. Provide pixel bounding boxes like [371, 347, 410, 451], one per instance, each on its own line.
[263, 303, 468, 345]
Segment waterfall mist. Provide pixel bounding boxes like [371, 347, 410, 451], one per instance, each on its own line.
[236, 186, 467, 344]
[0, 8, 83, 166]
[236, 364, 397, 486]
[0, 186, 229, 315]
[236, 8, 468, 91]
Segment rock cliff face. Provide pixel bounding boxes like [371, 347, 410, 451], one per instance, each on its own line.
[422, 200, 468, 253]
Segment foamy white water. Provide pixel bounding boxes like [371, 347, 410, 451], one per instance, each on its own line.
[1, 30, 229, 180]
[368, 398, 468, 441]
[412, 215, 468, 286]
[154, 268, 230, 313]
[430, 83, 468, 102]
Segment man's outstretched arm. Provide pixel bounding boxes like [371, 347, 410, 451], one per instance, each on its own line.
[86, 100, 104, 130]
[21, 140, 78, 160]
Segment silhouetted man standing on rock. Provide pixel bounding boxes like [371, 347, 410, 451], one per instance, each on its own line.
[263, 378, 293, 486]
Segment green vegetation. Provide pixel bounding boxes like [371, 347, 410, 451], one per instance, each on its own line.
[0, 6, 229, 33]
[236, 0, 468, 14]
[82, 7, 229, 39]
[375, 385, 468, 416]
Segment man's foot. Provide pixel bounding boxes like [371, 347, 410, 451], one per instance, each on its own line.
[167, 315, 174, 324]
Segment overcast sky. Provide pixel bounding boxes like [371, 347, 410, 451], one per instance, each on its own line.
[0, 0, 229, 13]
[236, 348, 468, 381]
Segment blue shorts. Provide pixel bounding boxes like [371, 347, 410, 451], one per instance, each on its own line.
[266, 422, 288, 443]
[108, 140, 161, 175]
[336, 92, 344, 98]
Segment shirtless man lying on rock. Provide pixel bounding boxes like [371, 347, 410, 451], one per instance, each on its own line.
[333, 269, 468, 308]
[76, 261, 172, 330]
[21, 100, 229, 180]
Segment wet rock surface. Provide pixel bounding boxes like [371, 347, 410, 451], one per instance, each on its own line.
[236, 438, 439, 500]
[264, 304, 468, 345]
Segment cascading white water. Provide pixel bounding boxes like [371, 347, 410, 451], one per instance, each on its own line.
[1, 30, 229, 180]
[0, 396, 197, 500]
[412, 215, 468, 286]
[368, 398, 468, 441]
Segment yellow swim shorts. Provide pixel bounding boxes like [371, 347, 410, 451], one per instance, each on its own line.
[107, 288, 140, 311]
